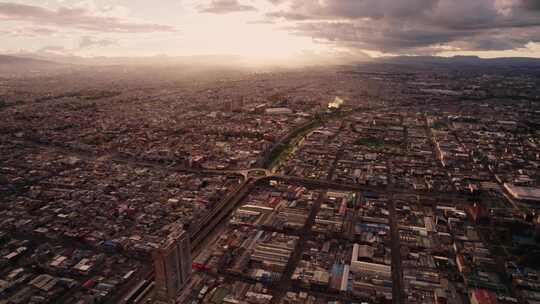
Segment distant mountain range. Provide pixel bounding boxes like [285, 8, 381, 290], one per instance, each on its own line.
[0, 55, 59, 66]
[378, 55, 540, 67]
[0, 55, 70, 76]
[1, 53, 540, 69]
[0, 53, 257, 67]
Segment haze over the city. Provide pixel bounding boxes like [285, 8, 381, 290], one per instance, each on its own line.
[1, 0, 540, 63]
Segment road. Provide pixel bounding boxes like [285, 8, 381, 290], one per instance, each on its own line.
[389, 197, 404, 304]
[266, 175, 476, 203]
[270, 125, 344, 303]
[189, 178, 256, 251]
[5, 104, 485, 304]
[270, 192, 325, 303]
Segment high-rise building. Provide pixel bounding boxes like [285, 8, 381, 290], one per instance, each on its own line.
[153, 228, 192, 303]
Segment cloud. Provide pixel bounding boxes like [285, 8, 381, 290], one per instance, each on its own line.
[267, 0, 540, 54]
[267, 0, 439, 20]
[199, 0, 257, 14]
[267, 0, 286, 5]
[520, 0, 540, 10]
[32, 36, 117, 57]
[79, 36, 117, 49]
[0, 2, 177, 33]
[39, 45, 70, 54]
[246, 19, 276, 25]
[0, 27, 57, 37]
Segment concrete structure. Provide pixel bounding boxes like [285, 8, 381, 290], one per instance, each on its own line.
[328, 96, 344, 109]
[265, 107, 293, 115]
[153, 228, 192, 303]
[470, 289, 497, 304]
[350, 244, 391, 278]
[504, 183, 540, 202]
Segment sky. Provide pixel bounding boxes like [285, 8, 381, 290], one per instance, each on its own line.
[1, 0, 540, 60]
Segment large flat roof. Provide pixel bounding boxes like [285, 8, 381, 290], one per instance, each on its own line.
[504, 184, 540, 202]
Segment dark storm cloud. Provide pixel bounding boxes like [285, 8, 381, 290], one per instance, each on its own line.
[268, 0, 540, 53]
[0, 2, 176, 33]
[521, 0, 540, 11]
[267, 0, 439, 20]
[199, 0, 257, 14]
[292, 21, 466, 53]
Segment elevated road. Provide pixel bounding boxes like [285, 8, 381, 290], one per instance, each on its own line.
[189, 178, 256, 251]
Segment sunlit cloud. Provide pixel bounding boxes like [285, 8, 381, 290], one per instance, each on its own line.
[0, 2, 177, 33]
[198, 0, 258, 14]
[1, 0, 540, 58]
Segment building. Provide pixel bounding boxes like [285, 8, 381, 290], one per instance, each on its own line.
[153, 228, 192, 303]
[350, 244, 391, 279]
[470, 289, 497, 304]
[328, 96, 344, 109]
[265, 108, 293, 115]
[504, 184, 540, 202]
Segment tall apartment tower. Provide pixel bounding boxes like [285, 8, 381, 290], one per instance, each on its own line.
[153, 228, 192, 303]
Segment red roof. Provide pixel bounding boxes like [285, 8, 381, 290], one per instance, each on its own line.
[472, 289, 497, 304]
[83, 279, 96, 289]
